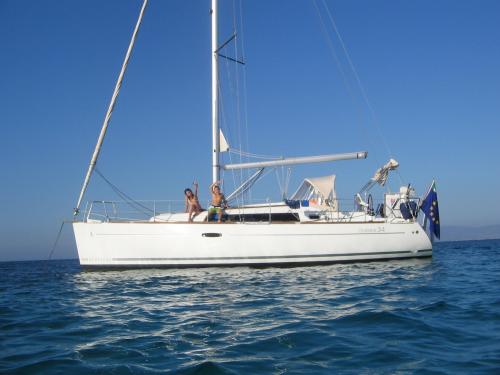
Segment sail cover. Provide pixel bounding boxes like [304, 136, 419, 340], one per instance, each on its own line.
[290, 175, 337, 209]
[371, 158, 399, 186]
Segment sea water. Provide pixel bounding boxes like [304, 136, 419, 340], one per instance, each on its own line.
[1, 240, 499, 374]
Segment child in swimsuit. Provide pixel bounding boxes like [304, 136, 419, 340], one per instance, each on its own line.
[184, 181, 202, 222]
[209, 181, 227, 223]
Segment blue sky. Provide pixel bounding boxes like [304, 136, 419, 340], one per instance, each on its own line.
[1, 0, 499, 261]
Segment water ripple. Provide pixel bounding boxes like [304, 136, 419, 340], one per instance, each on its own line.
[1, 240, 500, 373]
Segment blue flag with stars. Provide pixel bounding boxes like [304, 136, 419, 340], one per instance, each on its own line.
[420, 180, 440, 239]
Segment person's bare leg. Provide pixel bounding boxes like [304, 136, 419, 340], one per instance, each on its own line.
[192, 207, 201, 221]
[188, 206, 194, 222]
[217, 208, 222, 223]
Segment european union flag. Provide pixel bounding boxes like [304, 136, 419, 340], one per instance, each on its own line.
[420, 180, 440, 239]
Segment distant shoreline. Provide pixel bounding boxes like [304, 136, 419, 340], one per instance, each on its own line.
[438, 237, 500, 243]
[440, 225, 500, 242]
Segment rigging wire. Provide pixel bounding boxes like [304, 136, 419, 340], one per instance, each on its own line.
[217, 0, 254, 206]
[228, 148, 282, 160]
[312, 0, 382, 167]
[237, 0, 252, 201]
[320, 0, 394, 160]
[218, 70, 242, 209]
[314, 0, 404, 185]
[285, 167, 292, 197]
[275, 168, 284, 199]
[273, 165, 294, 200]
[94, 168, 153, 216]
[232, 0, 245, 203]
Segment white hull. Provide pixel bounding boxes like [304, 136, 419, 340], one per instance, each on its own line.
[70, 2, 436, 270]
[73, 221, 432, 268]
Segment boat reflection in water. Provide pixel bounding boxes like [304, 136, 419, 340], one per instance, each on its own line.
[71, 257, 433, 326]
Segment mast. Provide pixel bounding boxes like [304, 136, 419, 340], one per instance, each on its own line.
[211, 0, 220, 184]
[74, 0, 148, 215]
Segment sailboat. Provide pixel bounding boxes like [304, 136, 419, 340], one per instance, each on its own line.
[72, 0, 434, 268]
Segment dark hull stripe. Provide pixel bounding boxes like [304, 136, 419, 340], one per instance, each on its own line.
[82, 254, 432, 270]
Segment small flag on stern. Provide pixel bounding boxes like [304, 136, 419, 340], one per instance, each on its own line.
[420, 180, 440, 239]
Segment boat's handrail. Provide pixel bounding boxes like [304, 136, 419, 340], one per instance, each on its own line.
[82, 196, 420, 224]
[83, 199, 185, 223]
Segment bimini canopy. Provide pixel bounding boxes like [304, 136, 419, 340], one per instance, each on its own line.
[290, 175, 337, 209]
